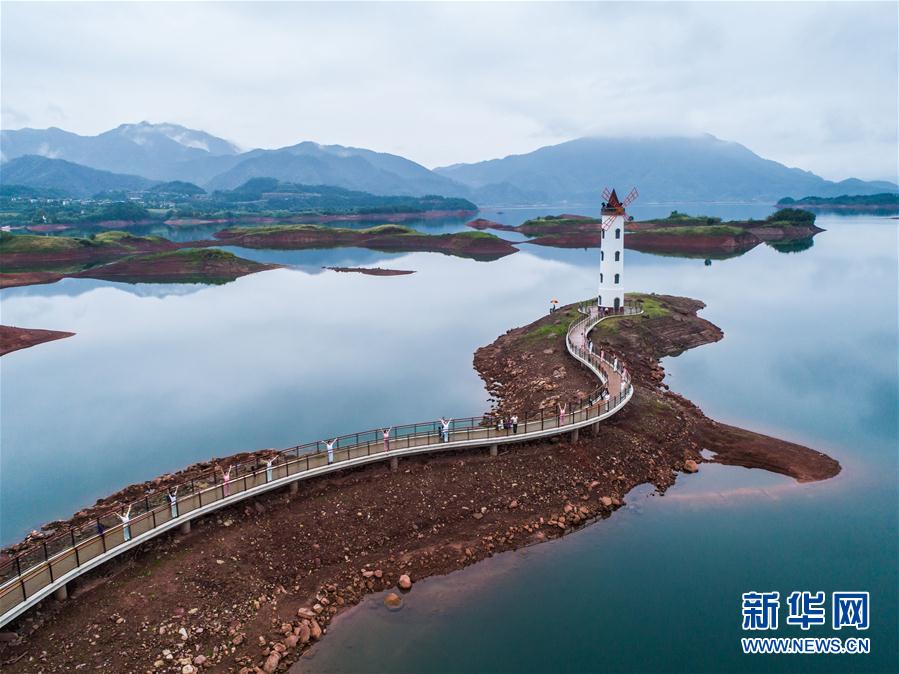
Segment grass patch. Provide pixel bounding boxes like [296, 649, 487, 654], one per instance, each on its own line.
[524, 309, 579, 341]
[636, 224, 745, 237]
[627, 293, 670, 319]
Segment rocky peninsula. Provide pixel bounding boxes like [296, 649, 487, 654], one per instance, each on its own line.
[0, 294, 839, 672]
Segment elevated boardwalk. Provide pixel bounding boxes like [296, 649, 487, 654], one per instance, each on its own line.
[0, 303, 641, 627]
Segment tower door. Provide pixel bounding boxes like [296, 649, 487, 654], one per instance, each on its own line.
[614, 297, 621, 310]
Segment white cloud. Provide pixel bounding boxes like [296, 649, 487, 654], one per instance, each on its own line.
[1, 1, 896, 181]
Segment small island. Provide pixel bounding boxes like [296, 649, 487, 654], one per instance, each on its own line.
[210, 223, 518, 261]
[473, 209, 824, 256]
[0, 230, 277, 288]
[324, 266, 415, 276]
[777, 192, 899, 215]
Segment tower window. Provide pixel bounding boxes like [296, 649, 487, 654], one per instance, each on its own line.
[615, 251, 620, 261]
[614, 273, 620, 284]
[615, 229, 621, 239]
[600, 273, 603, 283]
[601, 251, 604, 261]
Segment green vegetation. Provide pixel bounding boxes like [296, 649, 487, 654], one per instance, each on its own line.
[0, 178, 476, 228]
[778, 193, 899, 207]
[524, 309, 579, 341]
[518, 215, 600, 233]
[0, 230, 166, 256]
[764, 208, 816, 226]
[643, 211, 723, 227]
[628, 293, 670, 319]
[0, 231, 83, 253]
[636, 224, 746, 237]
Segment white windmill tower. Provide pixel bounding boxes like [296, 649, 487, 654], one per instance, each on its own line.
[597, 187, 638, 311]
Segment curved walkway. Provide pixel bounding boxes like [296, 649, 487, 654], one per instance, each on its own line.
[0, 302, 642, 627]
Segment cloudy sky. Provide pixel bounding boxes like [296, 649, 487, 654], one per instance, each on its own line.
[2, 2, 896, 181]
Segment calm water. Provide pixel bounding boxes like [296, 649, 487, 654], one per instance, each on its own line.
[1, 209, 896, 672]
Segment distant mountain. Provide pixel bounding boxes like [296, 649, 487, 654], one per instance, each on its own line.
[0, 155, 153, 197]
[436, 135, 898, 204]
[204, 142, 468, 197]
[3, 124, 896, 205]
[0, 122, 240, 182]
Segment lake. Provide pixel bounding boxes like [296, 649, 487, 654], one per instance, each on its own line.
[1, 207, 896, 672]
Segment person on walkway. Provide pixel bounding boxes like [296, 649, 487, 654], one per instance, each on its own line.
[325, 439, 337, 464]
[440, 418, 452, 442]
[219, 465, 232, 497]
[117, 505, 132, 542]
[558, 403, 567, 425]
[265, 457, 275, 483]
[496, 417, 504, 433]
[511, 414, 519, 433]
[167, 487, 178, 519]
[96, 520, 106, 537]
[600, 349, 605, 363]
[382, 428, 392, 452]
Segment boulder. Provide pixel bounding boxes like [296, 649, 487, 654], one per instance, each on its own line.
[398, 574, 413, 590]
[684, 460, 699, 473]
[310, 619, 323, 640]
[600, 496, 613, 507]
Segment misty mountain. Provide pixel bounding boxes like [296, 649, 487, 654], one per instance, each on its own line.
[0, 122, 240, 182]
[3, 124, 895, 205]
[436, 135, 898, 204]
[204, 142, 468, 196]
[0, 155, 153, 197]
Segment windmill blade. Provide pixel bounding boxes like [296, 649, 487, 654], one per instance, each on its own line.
[622, 187, 639, 208]
[602, 214, 616, 230]
[601, 187, 612, 202]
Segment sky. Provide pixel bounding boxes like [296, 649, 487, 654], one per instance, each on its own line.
[1, 1, 897, 181]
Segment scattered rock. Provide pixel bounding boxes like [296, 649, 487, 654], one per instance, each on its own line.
[398, 574, 412, 590]
[684, 459, 699, 473]
[384, 592, 403, 610]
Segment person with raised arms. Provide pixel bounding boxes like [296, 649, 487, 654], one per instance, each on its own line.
[117, 505, 132, 542]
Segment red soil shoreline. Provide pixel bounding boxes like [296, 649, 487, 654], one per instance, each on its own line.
[0, 294, 839, 673]
[0, 325, 75, 356]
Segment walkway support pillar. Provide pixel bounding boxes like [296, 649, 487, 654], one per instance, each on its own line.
[179, 521, 191, 535]
[572, 428, 580, 442]
[54, 583, 68, 601]
[389, 456, 399, 472]
[489, 444, 498, 457]
[289, 481, 298, 495]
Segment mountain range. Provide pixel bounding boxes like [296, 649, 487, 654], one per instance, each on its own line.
[1, 122, 895, 204]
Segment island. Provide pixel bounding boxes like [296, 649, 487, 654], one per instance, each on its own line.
[323, 267, 415, 276]
[777, 192, 899, 215]
[473, 209, 824, 257]
[0, 231, 279, 289]
[0, 294, 839, 672]
[209, 224, 518, 261]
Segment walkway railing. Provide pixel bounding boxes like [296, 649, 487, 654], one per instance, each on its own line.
[0, 300, 642, 627]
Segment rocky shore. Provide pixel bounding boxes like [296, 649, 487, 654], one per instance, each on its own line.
[0, 294, 839, 672]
